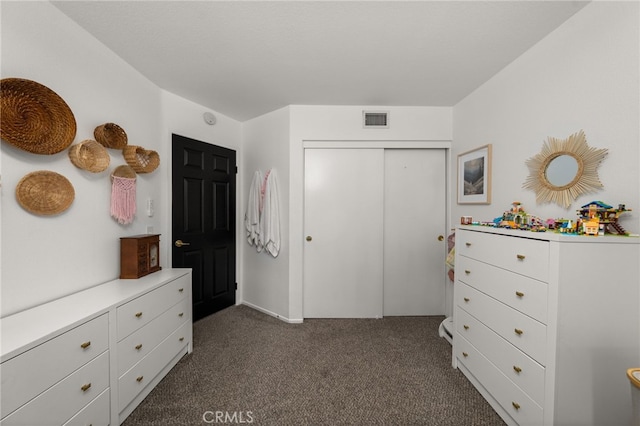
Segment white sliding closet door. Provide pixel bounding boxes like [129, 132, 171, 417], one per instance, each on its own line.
[303, 149, 384, 318]
[383, 149, 446, 316]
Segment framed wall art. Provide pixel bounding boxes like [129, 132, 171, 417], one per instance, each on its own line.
[457, 144, 492, 204]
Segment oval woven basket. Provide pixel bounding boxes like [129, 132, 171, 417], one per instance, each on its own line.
[123, 145, 160, 173]
[0, 78, 77, 155]
[94, 123, 128, 149]
[16, 170, 75, 215]
[68, 139, 110, 173]
[111, 164, 137, 180]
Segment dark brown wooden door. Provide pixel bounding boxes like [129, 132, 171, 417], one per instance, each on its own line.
[172, 134, 236, 321]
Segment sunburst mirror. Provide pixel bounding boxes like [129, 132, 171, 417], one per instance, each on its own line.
[523, 130, 608, 209]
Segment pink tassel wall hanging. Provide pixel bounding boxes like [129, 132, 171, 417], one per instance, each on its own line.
[110, 174, 136, 225]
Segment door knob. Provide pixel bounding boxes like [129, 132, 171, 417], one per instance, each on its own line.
[438, 235, 444, 241]
[306, 236, 312, 242]
[175, 239, 191, 247]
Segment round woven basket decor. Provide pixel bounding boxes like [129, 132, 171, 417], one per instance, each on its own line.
[111, 164, 137, 180]
[69, 139, 110, 173]
[0, 78, 77, 155]
[94, 123, 128, 149]
[16, 171, 75, 216]
[123, 145, 160, 173]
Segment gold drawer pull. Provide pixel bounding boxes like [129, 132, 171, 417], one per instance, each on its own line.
[135, 312, 143, 318]
[463, 325, 470, 330]
[178, 288, 184, 293]
[463, 297, 470, 302]
[135, 344, 143, 350]
[80, 341, 91, 349]
[513, 365, 522, 373]
[462, 352, 468, 357]
[514, 328, 524, 335]
[516, 254, 526, 260]
[515, 291, 525, 297]
[512, 402, 521, 410]
[179, 337, 185, 342]
[464, 270, 471, 275]
[465, 242, 471, 247]
[81, 383, 91, 392]
[179, 312, 184, 317]
[136, 376, 144, 382]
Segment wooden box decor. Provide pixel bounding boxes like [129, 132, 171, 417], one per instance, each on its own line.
[120, 234, 161, 279]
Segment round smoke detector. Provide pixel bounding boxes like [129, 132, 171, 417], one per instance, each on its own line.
[203, 112, 216, 125]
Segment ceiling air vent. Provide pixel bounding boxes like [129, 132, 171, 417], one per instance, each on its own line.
[363, 111, 389, 128]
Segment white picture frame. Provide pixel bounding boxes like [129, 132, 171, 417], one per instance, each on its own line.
[457, 144, 492, 204]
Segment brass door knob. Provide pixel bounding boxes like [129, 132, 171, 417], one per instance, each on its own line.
[306, 236, 312, 242]
[438, 235, 444, 241]
[175, 239, 191, 247]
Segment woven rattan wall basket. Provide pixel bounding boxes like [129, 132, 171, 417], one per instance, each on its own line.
[123, 145, 160, 173]
[0, 78, 77, 154]
[69, 139, 110, 173]
[16, 170, 75, 215]
[94, 123, 128, 149]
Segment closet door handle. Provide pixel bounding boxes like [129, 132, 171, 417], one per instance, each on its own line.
[175, 240, 190, 247]
[306, 236, 312, 242]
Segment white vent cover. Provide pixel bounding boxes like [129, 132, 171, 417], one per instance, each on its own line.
[363, 111, 389, 128]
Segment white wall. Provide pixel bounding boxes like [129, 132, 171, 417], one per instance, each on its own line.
[453, 1, 640, 236]
[0, 2, 241, 317]
[288, 105, 453, 320]
[241, 107, 291, 319]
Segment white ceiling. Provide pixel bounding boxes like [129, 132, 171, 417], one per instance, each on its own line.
[52, 1, 590, 122]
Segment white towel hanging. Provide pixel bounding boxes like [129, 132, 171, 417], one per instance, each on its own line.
[244, 170, 263, 249]
[258, 168, 281, 257]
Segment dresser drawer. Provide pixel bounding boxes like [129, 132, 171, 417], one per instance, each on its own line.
[1, 314, 109, 418]
[457, 283, 547, 365]
[1, 351, 109, 426]
[457, 256, 549, 323]
[118, 321, 190, 411]
[456, 306, 545, 406]
[457, 230, 549, 282]
[62, 388, 110, 426]
[456, 336, 543, 426]
[118, 297, 190, 375]
[117, 274, 189, 340]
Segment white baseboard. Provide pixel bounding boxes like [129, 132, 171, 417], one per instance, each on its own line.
[241, 301, 303, 324]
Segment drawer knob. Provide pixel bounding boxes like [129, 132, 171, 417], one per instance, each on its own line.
[179, 312, 184, 317]
[463, 325, 470, 330]
[80, 341, 91, 349]
[81, 383, 92, 392]
[515, 291, 525, 297]
[179, 337, 185, 342]
[135, 344, 143, 350]
[512, 402, 521, 410]
[463, 297, 470, 302]
[513, 365, 522, 373]
[135, 312, 143, 318]
[464, 270, 471, 275]
[514, 328, 524, 335]
[465, 242, 471, 247]
[136, 376, 144, 382]
[178, 288, 184, 293]
[516, 254, 526, 260]
[462, 352, 468, 357]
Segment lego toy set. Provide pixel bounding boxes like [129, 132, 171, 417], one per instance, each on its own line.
[470, 201, 632, 236]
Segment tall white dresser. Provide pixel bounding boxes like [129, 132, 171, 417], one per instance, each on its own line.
[1, 268, 193, 426]
[453, 226, 639, 426]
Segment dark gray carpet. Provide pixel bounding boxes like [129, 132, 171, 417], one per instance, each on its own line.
[122, 305, 506, 425]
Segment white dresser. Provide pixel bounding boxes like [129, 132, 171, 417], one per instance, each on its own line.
[453, 226, 639, 426]
[0, 269, 193, 426]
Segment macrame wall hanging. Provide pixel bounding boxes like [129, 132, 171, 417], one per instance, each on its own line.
[110, 165, 137, 225]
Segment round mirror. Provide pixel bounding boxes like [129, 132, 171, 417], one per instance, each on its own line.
[545, 154, 579, 188]
[523, 130, 608, 208]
